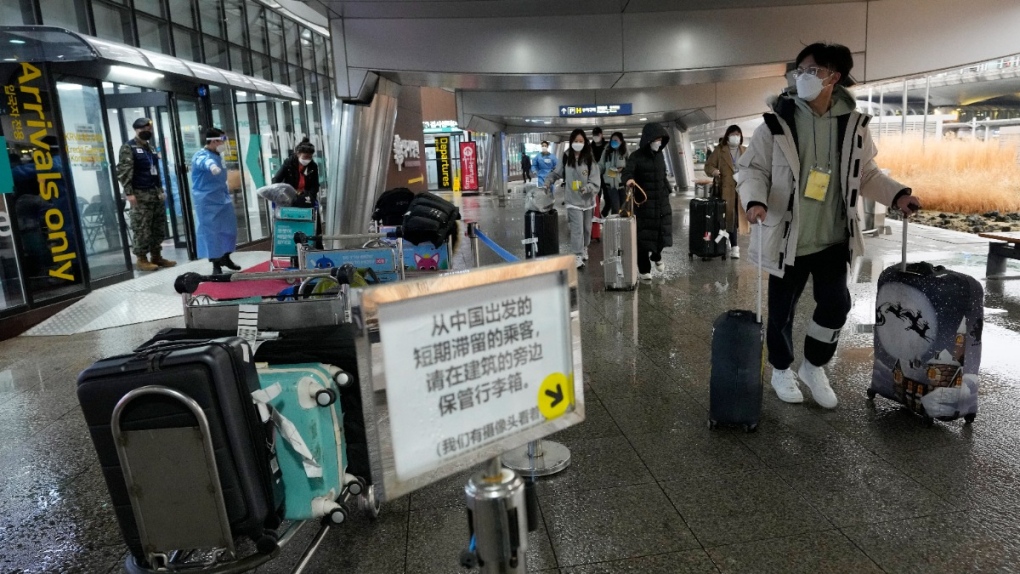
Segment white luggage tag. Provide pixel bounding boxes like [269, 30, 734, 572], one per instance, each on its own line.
[715, 230, 730, 244]
[252, 382, 323, 478]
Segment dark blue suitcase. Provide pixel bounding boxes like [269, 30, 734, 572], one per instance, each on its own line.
[708, 222, 763, 432]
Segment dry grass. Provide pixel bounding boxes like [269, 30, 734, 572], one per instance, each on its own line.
[875, 138, 1020, 214]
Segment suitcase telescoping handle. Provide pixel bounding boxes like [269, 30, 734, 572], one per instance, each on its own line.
[900, 211, 908, 273]
[756, 217, 763, 323]
[173, 264, 356, 295]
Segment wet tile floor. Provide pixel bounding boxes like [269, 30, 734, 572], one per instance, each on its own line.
[2, 192, 1019, 573]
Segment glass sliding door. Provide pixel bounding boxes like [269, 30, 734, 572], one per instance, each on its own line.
[209, 86, 250, 244]
[56, 80, 131, 281]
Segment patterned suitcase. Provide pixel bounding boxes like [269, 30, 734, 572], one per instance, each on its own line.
[603, 214, 638, 290]
[688, 197, 728, 260]
[869, 221, 983, 425]
[255, 362, 360, 523]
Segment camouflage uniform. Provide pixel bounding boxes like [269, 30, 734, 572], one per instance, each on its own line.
[116, 139, 167, 258]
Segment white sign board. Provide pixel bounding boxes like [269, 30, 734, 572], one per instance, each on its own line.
[354, 255, 584, 500]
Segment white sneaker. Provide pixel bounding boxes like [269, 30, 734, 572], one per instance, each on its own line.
[575, 255, 585, 268]
[770, 368, 804, 404]
[730, 246, 741, 259]
[583, 253, 589, 261]
[798, 362, 838, 409]
[639, 272, 653, 281]
[654, 261, 665, 273]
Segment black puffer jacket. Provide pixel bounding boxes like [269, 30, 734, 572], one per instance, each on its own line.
[272, 155, 320, 207]
[622, 123, 673, 253]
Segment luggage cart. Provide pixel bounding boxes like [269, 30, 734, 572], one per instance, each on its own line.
[293, 231, 405, 283]
[269, 203, 318, 271]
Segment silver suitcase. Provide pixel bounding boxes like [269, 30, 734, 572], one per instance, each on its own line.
[603, 215, 638, 290]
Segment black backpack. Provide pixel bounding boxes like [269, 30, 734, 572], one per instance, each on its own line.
[402, 192, 461, 246]
[372, 187, 415, 225]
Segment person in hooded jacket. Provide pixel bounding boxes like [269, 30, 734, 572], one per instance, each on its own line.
[191, 127, 239, 274]
[521, 152, 532, 184]
[705, 124, 748, 258]
[273, 138, 320, 209]
[623, 123, 673, 280]
[739, 42, 921, 410]
[544, 128, 601, 269]
[599, 131, 629, 216]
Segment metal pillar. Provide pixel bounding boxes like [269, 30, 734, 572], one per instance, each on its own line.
[493, 132, 508, 207]
[323, 77, 400, 244]
[922, 76, 931, 147]
[901, 79, 908, 140]
[461, 457, 530, 574]
[674, 128, 695, 192]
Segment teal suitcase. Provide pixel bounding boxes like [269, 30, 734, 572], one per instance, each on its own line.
[254, 362, 360, 523]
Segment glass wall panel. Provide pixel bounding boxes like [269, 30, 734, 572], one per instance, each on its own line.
[223, 0, 248, 48]
[250, 52, 269, 80]
[271, 59, 286, 84]
[56, 81, 129, 281]
[247, 6, 268, 54]
[1, 0, 37, 25]
[43, 0, 89, 34]
[0, 191, 27, 312]
[137, 16, 172, 54]
[313, 34, 327, 76]
[93, 3, 135, 45]
[233, 102, 268, 239]
[229, 45, 249, 75]
[199, 1, 224, 38]
[300, 28, 314, 71]
[173, 26, 201, 62]
[204, 36, 229, 69]
[266, 11, 285, 61]
[135, 0, 165, 17]
[168, 0, 196, 27]
[284, 20, 300, 68]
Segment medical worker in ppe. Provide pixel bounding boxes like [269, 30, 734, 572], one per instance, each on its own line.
[191, 127, 239, 274]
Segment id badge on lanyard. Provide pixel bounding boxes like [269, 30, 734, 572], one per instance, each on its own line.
[149, 152, 158, 176]
[804, 165, 831, 202]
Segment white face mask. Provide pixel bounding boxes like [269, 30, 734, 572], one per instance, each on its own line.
[796, 72, 827, 102]
[299, 157, 312, 166]
[593, 135, 602, 143]
[650, 140, 662, 152]
[571, 142, 584, 152]
[541, 147, 549, 153]
[728, 135, 741, 146]
[214, 143, 226, 154]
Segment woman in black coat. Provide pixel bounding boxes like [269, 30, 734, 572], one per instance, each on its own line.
[622, 123, 673, 280]
[272, 138, 320, 208]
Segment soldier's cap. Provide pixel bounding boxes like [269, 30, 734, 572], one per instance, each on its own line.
[132, 118, 152, 129]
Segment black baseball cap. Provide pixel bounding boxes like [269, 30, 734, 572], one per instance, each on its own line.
[132, 118, 152, 129]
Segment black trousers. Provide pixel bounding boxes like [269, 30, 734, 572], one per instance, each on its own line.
[637, 249, 662, 274]
[767, 242, 852, 370]
[523, 171, 532, 183]
[726, 197, 739, 247]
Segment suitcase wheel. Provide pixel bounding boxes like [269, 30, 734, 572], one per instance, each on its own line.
[742, 424, 757, 433]
[360, 484, 382, 519]
[328, 505, 348, 525]
[315, 388, 337, 407]
[333, 370, 351, 387]
[866, 388, 877, 400]
[344, 476, 366, 497]
[256, 530, 280, 554]
[964, 413, 976, 424]
[708, 419, 718, 430]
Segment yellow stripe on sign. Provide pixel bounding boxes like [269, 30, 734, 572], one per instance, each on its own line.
[538, 372, 573, 420]
[407, 176, 424, 184]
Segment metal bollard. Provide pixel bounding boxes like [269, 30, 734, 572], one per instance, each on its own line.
[467, 222, 482, 268]
[461, 458, 529, 574]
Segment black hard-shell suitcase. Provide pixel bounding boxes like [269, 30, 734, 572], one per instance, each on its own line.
[372, 187, 415, 225]
[141, 325, 371, 481]
[524, 209, 559, 259]
[77, 338, 279, 561]
[868, 219, 983, 425]
[688, 197, 728, 260]
[708, 223, 763, 432]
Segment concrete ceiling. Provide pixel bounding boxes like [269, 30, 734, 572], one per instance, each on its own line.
[308, 0, 867, 19]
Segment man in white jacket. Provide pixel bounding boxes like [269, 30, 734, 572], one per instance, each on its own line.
[738, 43, 922, 409]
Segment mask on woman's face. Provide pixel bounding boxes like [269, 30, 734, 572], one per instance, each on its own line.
[214, 144, 226, 154]
[728, 135, 741, 146]
[571, 142, 584, 152]
[541, 146, 549, 153]
[299, 157, 312, 166]
[650, 140, 662, 153]
[593, 135, 602, 143]
[610, 140, 621, 150]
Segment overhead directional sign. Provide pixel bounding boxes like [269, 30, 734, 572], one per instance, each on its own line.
[559, 104, 633, 118]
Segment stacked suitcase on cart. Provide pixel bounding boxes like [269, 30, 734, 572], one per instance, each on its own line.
[78, 265, 378, 574]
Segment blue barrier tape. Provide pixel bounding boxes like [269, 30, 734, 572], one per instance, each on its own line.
[475, 229, 520, 262]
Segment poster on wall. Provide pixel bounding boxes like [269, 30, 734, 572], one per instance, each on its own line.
[66, 124, 105, 171]
[459, 141, 478, 191]
[434, 135, 452, 190]
[1, 62, 84, 302]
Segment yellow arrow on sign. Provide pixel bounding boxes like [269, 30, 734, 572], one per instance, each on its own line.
[407, 175, 424, 184]
[538, 372, 573, 420]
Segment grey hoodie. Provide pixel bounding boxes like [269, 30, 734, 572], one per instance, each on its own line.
[545, 153, 600, 210]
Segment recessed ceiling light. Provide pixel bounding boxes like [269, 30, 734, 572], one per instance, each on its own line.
[10, 39, 26, 45]
[640, 117, 648, 121]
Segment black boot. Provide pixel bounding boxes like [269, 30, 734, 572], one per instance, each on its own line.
[211, 258, 223, 275]
[221, 252, 241, 271]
